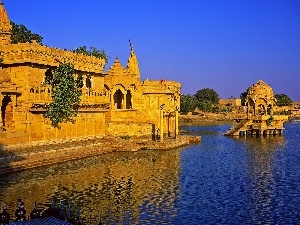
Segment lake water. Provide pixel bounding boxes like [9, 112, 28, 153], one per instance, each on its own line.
[0, 122, 300, 224]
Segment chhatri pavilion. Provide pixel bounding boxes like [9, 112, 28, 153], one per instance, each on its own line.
[224, 80, 288, 136]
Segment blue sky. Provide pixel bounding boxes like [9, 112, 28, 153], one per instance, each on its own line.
[5, 0, 300, 100]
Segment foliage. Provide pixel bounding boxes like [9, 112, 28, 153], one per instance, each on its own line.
[240, 88, 250, 106]
[193, 88, 220, 112]
[44, 62, 82, 127]
[72, 46, 109, 65]
[220, 106, 232, 113]
[180, 94, 198, 113]
[266, 115, 274, 126]
[197, 100, 219, 113]
[195, 88, 219, 105]
[10, 21, 43, 44]
[123, 135, 131, 140]
[275, 94, 293, 107]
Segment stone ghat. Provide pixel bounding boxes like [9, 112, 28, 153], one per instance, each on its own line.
[0, 135, 201, 175]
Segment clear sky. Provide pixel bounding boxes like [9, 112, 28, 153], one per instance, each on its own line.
[4, 0, 300, 100]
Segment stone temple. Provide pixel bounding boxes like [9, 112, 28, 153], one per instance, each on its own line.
[0, 3, 181, 145]
[224, 80, 288, 136]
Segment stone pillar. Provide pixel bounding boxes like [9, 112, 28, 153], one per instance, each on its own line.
[160, 109, 164, 142]
[11, 95, 17, 122]
[175, 110, 178, 139]
[123, 90, 126, 110]
[131, 94, 133, 109]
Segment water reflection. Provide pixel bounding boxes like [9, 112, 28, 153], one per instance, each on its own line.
[237, 136, 286, 224]
[179, 122, 300, 224]
[1, 123, 300, 224]
[0, 148, 182, 224]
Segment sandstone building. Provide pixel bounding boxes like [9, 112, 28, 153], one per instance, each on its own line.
[0, 3, 180, 145]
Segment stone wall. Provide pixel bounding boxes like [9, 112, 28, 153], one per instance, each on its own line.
[0, 111, 106, 144]
[0, 41, 105, 73]
[105, 122, 153, 137]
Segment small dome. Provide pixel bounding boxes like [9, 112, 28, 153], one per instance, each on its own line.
[247, 80, 275, 100]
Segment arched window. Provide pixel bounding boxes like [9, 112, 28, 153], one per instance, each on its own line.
[77, 75, 84, 88]
[113, 89, 124, 109]
[45, 69, 53, 85]
[126, 90, 132, 109]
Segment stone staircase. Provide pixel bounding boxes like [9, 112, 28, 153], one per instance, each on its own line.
[224, 120, 249, 136]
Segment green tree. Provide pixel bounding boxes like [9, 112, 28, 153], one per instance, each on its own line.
[44, 62, 82, 127]
[72, 46, 109, 65]
[180, 94, 198, 113]
[240, 88, 250, 106]
[275, 94, 293, 107]
[10, 22, 43, 44]
[194, 88, 219, 105]
[197, 99, 215, 112]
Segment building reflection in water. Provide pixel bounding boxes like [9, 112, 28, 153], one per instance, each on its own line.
[0, 148, 182, 224]
[237, 135, 286, 224]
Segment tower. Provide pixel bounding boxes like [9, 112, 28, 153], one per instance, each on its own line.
[126, 41, 140, 78]
[0, 1, 12, 45]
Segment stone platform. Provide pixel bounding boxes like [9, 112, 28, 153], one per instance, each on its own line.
[0, 135, 201, 175]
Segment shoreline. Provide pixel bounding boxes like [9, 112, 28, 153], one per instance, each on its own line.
[0, 135, 200, 175]
[179, 113, 300, 123]
[1, 112, 297, 175]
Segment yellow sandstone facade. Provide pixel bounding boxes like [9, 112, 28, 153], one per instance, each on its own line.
[0, 3, 181, 145]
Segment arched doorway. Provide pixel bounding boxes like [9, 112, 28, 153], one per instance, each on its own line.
[247, 98, 255, 116]
[257, 104, 266, 115]
[267, 104, 272, 115]
[113, 89, 124, 109]
[126, 90, 132, 109]
[1, 95, 13, 128]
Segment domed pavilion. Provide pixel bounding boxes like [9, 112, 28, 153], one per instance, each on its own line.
[224, 80, 288, 137]
[245, 80, 277, 117]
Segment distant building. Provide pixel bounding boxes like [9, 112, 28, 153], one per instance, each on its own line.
[219, 98, 241, 107]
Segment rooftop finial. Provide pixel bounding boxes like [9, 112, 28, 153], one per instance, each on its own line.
[129, 39, 134, 51]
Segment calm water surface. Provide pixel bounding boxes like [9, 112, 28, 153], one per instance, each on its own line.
[0, 122, 300, 224]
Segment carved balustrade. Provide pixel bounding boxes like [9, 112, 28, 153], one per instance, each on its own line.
[28, 85, 110, 105]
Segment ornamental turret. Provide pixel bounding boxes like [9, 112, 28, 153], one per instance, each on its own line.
[126, 41, 140, 78]
[0, 1, 12, 45]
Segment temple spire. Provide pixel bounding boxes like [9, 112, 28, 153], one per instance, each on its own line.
[0, 1, 12, 45]
[127, 40, 140, 78]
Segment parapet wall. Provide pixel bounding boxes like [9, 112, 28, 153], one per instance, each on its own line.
[142, 80, 181, 94]
[0, 42, 105, 73]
